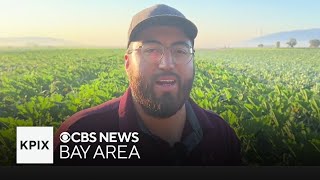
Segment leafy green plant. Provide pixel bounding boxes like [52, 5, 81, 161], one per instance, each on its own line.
[0, 48, 319, 165]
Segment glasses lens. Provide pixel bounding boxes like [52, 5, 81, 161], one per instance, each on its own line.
[171, 44, 193, 64]
[140, 43, 193, 65]
[141, 43, 163, 62]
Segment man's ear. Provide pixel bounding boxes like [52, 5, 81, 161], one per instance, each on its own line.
[124, 54, 130, 70]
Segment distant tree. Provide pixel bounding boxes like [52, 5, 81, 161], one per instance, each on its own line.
[276, 41, 280, 48]
[258, 44, 264, 48]
[309, 39, 320, 48]
[286, 38, 297, 48]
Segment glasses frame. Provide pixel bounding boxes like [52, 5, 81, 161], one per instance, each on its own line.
[127, 42, 195, 65]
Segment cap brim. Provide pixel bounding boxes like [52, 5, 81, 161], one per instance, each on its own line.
[128, 15, 198, 47]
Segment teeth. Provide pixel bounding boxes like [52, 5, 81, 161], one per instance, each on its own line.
[159, 80, 175, 83]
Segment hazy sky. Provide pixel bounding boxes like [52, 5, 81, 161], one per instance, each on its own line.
[0, 0, 319, 48]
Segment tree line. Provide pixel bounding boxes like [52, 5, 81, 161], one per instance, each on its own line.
[258, 38, 320, 48]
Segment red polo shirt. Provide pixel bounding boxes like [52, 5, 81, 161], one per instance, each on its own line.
[53, 88, 242, 166]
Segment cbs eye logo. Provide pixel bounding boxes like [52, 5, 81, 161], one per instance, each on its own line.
[60, 132, 71, 143]
[59, 132, 97, 143]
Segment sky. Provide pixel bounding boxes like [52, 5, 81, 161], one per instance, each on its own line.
[0, 0, 319, 48]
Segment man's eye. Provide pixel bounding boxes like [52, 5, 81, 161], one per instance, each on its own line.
[144, 48, 161, 54]
[145, 48, 156, 52]
[175, 49, 188, 55]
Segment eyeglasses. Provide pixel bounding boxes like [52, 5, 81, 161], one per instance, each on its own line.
[127, 42, 195, 65]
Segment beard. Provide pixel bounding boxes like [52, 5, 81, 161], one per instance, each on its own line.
[128, 69, 194, 118]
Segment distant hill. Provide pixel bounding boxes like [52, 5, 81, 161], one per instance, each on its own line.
[242, 28, 320, 47]
[0, 37, 82, 47]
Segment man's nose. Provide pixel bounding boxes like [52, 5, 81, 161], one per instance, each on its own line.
[158, 49, 175, 71]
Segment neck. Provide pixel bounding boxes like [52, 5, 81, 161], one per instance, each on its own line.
[133, 100, 187, 147]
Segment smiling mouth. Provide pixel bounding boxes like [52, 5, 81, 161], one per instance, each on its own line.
[155, 79, 176, 86]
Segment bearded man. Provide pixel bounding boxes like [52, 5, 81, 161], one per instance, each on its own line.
[53, 4, 242, 166]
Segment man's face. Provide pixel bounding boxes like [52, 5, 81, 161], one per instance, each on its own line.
[125, 25, 195, 118]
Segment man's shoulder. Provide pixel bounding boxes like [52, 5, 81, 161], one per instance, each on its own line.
[189, 99, 238, 137]
[57, 97, 121, 132]
[203, 109, 229, 127]
[189, 99, 230, 128]
[189, 99, 242, 165]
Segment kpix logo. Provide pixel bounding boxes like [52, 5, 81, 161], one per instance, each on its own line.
[20, 140, 49, 150]
[16, 127, 53, 164]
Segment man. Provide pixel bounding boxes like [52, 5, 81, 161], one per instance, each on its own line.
[54, 4, 242, 166]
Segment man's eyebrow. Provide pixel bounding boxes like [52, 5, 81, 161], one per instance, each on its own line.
[141, 40, 162, 44]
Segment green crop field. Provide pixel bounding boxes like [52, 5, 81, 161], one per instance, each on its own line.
[0, 47, 319, 165]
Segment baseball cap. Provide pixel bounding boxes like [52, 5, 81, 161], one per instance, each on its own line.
[127, 4, 198, 48]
